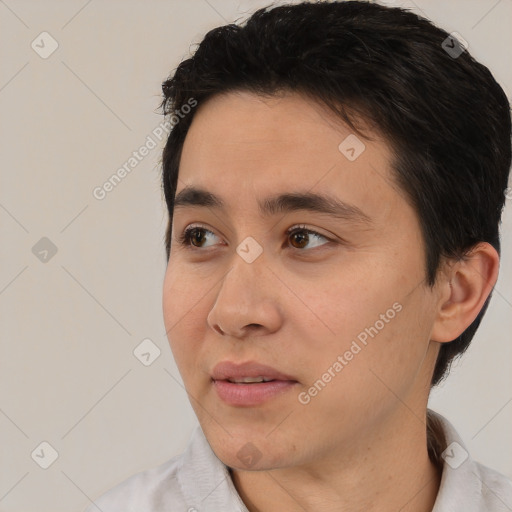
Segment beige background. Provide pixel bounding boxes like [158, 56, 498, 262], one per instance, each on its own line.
[0, 1, 510, 511]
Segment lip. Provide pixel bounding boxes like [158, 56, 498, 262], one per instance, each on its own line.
[212, 361, 297, 381]
[211, 361, 299, 407]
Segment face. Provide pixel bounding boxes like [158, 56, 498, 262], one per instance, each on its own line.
[163, 90, 441, 471]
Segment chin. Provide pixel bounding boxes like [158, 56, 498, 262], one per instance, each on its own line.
[215, 443, 286, 472]
[201, 422, 292, 471]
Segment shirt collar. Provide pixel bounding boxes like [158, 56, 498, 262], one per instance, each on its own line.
[429, 409, 510, 511]
[177, 424, 250, 511]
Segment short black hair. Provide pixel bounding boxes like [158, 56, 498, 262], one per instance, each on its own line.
[159, 0, 511, 386]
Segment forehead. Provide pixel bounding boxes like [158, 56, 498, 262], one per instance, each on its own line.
[181, 90, 372, 172]
[177, 90, 403, 223]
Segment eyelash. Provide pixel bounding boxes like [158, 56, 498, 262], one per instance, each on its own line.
[177, 224, 331, 251]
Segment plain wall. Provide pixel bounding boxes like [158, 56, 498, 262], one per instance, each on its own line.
[0, 1, 510, 511]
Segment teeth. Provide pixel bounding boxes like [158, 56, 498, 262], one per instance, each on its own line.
[228, 376, 274, 383]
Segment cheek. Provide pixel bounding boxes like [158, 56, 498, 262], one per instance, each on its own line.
[162, 265, 207, 373]
[292, 271, 400, 352]
[340, 291, 435, 399]
[162, 266, 182, 339]
[295, 265, 434, 395]
[295, 307, 433, 438]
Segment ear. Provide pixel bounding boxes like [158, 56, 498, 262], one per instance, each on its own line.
[431, 242, 500, 343]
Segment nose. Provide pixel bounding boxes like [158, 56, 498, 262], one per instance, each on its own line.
[206, 254, 283, 339]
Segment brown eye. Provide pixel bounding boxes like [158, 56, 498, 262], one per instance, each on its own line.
[178, 226, 219, 249]
[189, 228, 206, 247]
[286, 226, 329, 250]
[178, 224, 330, 251]
[289, 230, 310, 249]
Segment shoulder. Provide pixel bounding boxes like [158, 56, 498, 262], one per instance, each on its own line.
[83, 450, 188, 512]
[473, 460, 512, 511]
[429, 409, 512, 512]
[83, 424, 246, 512]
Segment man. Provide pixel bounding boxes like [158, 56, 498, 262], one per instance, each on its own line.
[86, 1, 512, 510]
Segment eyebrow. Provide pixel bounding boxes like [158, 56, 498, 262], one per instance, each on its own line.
[173, 186, 372, 225]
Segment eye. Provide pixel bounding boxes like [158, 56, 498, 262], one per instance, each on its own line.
[177, 225, 221, 249]
[177, 224, 331, 251]
[285, 225, 330, 250]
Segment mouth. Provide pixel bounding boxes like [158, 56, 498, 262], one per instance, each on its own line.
[225, 376, 276, 383]
[211, 361, 299, 406]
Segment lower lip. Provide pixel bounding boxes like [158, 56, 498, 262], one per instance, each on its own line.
[212, 379, 297, 406]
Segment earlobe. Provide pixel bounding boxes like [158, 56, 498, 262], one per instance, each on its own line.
[430, 243, 500, 343]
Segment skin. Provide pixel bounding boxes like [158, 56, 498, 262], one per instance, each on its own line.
[162, 90, 499, 512]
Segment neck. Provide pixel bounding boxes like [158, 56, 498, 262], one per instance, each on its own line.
[230, 409, 443, 512]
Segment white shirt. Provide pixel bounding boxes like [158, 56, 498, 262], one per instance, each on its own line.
[84, 410, 512, 511]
